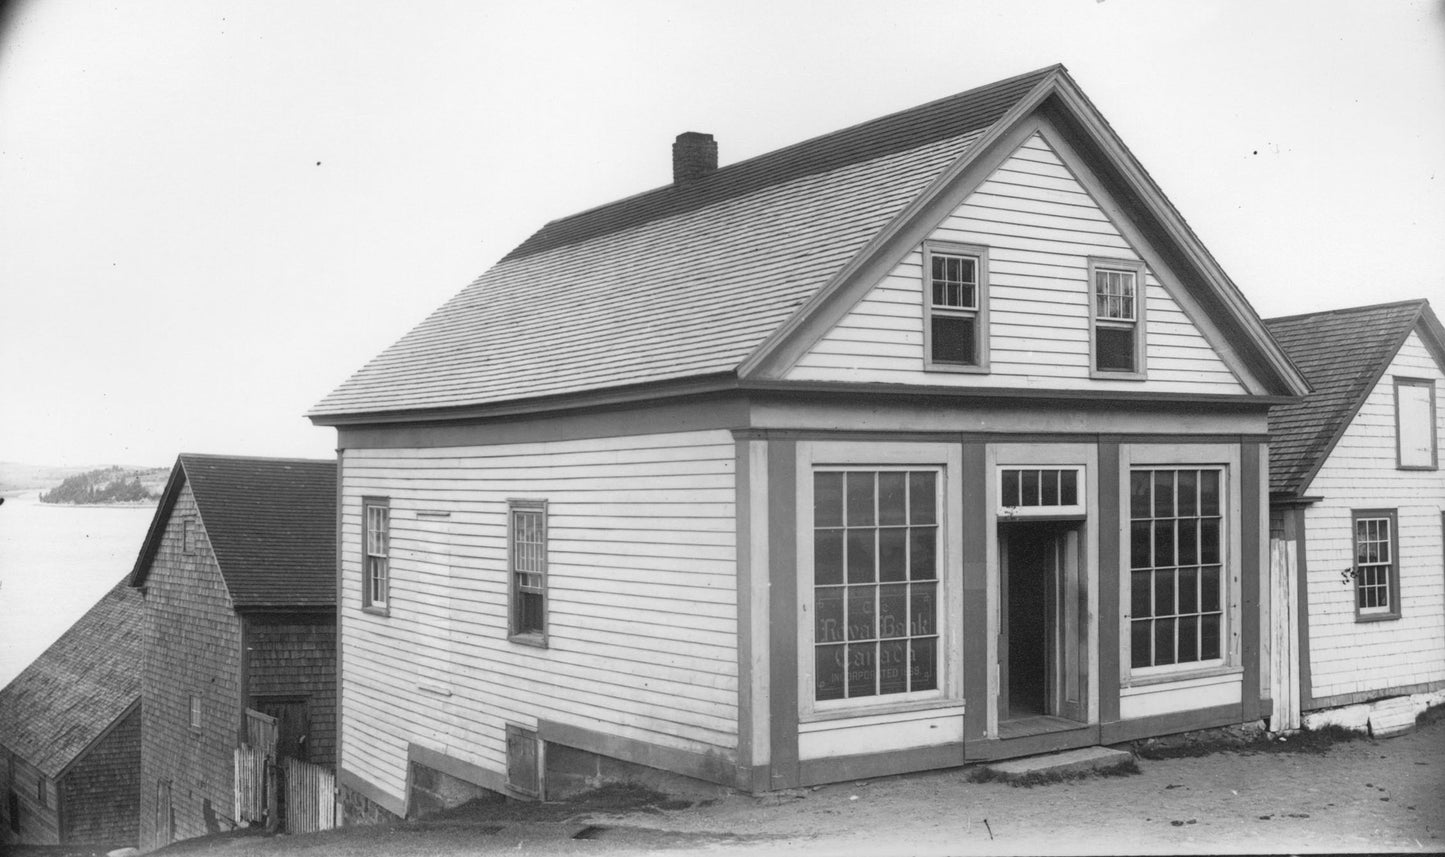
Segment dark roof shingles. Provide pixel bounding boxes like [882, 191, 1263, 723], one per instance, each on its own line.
[0, 578, 142, 776]
[182, 454, 336, 610]
[1264, 301, 1427, 496]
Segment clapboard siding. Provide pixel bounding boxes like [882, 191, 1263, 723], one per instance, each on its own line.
[1303, 331, 1445, 700]
[789, 132, 1246, 395]
[138, 484, 242, 848]
[339, 430, 738, 803]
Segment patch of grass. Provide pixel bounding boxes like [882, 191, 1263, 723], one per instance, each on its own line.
[1416, 703, 1445, 729]
[1132, 723, 1365, 761]
[966, 757, 1140, 788]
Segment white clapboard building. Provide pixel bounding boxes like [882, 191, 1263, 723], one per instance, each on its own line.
[308, 65, 1311, 818]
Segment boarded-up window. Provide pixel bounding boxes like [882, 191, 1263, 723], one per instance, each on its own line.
[813, 469, 940, 702]
[1396, 378, 1437, 469]
[505, 725, 540, 797]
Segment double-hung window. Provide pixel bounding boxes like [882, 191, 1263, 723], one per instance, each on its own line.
[1090, 258, 1146, 377]
[923, 242, 989, 371]
[1129, 468, 1224, 669]
[812, 469, 940, 703]
[1353, 509, 1400, 621]
[509, 499, 548, 644]
[362, 498, 390, 613]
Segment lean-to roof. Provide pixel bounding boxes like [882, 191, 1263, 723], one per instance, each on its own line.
[1264, 299, 1445, 498]
[130, 454, 336, 610]
[0, 577, 141, 777]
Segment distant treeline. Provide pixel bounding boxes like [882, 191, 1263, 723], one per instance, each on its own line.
[39, 466, 167, 504]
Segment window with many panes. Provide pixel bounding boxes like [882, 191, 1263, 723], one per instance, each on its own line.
[924, 242, 988, 371]
[1129, 468, 1224, 670]
[362, 499, 389, 612]
[1353, 509, 1400, 621]
[813, 470, 940, 703]
[998, 467, 1085, 517]
[509, 500, 547, 644]
[1090, 258, 1145, 376]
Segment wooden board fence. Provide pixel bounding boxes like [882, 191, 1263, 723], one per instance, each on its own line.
[284, 757, 336, 834]
[234, 745, 267, 825]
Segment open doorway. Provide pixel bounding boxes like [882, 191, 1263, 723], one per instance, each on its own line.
[1000, 521, 1087, 730]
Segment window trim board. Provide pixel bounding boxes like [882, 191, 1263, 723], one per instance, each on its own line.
[361, 496, 391, 616]
[921, 241, 991, 374]
[507, 498, 549, 647]
[1394, 376, 1439, 471]
[1351, 507, 1401, 622]
[1087, 257, 1148, 380]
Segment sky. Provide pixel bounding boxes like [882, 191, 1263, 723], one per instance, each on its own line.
[1, 0, 1442, 469]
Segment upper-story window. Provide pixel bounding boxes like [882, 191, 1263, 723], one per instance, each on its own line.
[182, 517, 195, 554]
[362, 498, 390, 613]
[1089, 258, 1146, 378]
[923, 241, 989, 372]
[1395, 377, 1438, 470]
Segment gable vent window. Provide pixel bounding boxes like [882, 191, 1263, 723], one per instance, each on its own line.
[1089, 258, 1146, 377]
[923, 241, 989, 372]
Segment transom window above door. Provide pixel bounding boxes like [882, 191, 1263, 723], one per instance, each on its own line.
[997, 467, 1086, 517]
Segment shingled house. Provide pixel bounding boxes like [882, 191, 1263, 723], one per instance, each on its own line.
[0, 577, 143, 849]
[129, 454, 335, 848]
[1264, 300, 1445, 727]
[309, 65, 1309, 815]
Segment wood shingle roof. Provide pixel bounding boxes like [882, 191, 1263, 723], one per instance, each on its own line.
[130, 454, 336, 610]
[1264, 299, 1444, 498]
[0, 577, 141, 777]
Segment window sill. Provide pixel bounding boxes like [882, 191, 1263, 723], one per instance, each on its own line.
[509, 632, 548, 649]
[1089, 369, 1147, 381]
[1395, 464, 1437, 471]
[802, 695, 958, 724]
[924, 362, 990, 375]
[361, 605, 390, 618]
[1356, 611, 1401, 623]
[1122, 664, 1240, 689]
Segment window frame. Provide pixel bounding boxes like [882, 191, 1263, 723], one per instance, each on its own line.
[1352, 508, 1401, 622]
[361, 497, 390, 615]
[1395, 377, 1438, 470]
[189, 693, 202, 732]
[796, 441, 964, 721]
[181, 517, 195, 554]
[1088, 257, 1147, 380]
[922, 241, 990, 374]
[996, 466, 1087, 519]
[508, 499, 549, 647]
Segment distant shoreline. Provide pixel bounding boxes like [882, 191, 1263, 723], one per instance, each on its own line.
[1, 490, 157, 508]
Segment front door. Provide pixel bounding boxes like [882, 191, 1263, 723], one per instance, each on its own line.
[1000, 522, 1086, 724]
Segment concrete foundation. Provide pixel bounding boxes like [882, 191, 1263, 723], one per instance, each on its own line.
[407, 761, 505, 818]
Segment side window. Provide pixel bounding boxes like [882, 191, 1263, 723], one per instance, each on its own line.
[1395, 377, 1438, 470]
[362, 498, 390, 613]
[509, 500, 548, 645]
[182, 517, 195, 554]
[1089, 258, 1147, 378]
[189, 694, 202, 731]
[1353, 509, 1400, 621]
[923, 242, 989, 372]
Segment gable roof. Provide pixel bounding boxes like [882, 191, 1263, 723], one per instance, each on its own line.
[1264, 299, 1445, 498]
[130, 454, 336, 611]
[0, 577, 141, 778]
[310, 65, 1306, 424]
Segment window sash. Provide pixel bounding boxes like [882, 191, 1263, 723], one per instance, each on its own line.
[1354, 515, 1394, 614]
[812, 469, 941, 704]
[510, 504, 547, 638]
[1095, 268, 1136, 321]
[1128, 468, 1225, 670]
[930, 253, 979, 310]
[363, 503, 389, 608]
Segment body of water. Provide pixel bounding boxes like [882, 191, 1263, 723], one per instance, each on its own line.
[0, 491, 157, 686]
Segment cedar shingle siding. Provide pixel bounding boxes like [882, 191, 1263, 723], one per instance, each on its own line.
[138, 483, 243, 847]
[246, 617, 338, 768]
[60, 704, 141, 846]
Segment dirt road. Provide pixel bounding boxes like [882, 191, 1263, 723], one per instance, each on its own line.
[117, 713, 1444, 857]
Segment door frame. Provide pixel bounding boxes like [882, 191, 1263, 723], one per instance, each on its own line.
[998, 520, 1088, 725]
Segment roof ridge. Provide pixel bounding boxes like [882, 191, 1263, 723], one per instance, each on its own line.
[1264, 298, 1426, 325]
[178, 452, 335, 465]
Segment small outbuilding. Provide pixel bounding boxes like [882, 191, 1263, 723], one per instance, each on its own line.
[129, 453, 336, 848]
[0, 577, 143, 849]
[1264, 300, 1445, 725]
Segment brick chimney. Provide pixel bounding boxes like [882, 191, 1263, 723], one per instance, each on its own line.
[672, 132, 717, 184]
